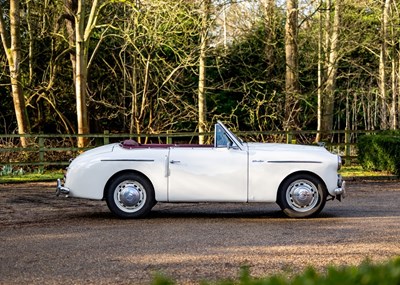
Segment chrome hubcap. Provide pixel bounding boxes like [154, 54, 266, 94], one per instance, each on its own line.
[114, 180, 146, 213]
[286, 179, 319, 212]
[120, 185, 141, 207]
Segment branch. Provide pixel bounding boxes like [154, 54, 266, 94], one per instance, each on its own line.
[0, 4, 11, 63]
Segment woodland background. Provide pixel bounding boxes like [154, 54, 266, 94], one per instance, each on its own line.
[1, 0, 399, 147]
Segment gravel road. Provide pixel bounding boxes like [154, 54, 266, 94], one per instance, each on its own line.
[0, 180, 399, 284]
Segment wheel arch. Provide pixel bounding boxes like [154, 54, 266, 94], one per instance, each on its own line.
[102, 169, 154, 200]
[276, 170, 327, 204]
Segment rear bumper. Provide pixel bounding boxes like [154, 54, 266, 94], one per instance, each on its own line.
[56, 178, 70, 196]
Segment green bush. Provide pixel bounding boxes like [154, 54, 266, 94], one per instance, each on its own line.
[358, 131, 400, 175]
[151, 258, 400, 285]
[0, 165, 25, 176]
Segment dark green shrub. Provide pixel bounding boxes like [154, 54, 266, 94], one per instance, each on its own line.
[358, 131, 400, 175]
[151, 258, 400, 285]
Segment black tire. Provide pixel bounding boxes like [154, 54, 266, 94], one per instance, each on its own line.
[105, 173, 155, 218]
[277, 173, 327, 218]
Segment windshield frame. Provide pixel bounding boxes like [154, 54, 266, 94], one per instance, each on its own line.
[214, 121, 244, 150]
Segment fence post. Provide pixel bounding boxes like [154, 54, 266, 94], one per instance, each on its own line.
[38, 134, 44, 173]
[166, 130, 172, 144]
[103, 130, 110, 145]
[286, 131, 292, 144]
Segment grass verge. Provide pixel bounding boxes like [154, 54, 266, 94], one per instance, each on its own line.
[152, 258, 400, 285]
[0, 169, 63, 183]
[340, 165, 397, 179]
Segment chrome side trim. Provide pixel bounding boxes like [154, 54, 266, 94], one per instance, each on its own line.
[101, 159, 154, 162]
[267, 161, 322, 164]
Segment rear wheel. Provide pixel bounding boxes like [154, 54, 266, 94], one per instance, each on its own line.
[278, 174, 327, 218]
[105, 173, 155, 218]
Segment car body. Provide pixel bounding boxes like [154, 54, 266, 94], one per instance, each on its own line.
[56, 121, 345, 218]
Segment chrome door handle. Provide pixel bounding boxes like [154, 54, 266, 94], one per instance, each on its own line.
[170, 160, 181, 164]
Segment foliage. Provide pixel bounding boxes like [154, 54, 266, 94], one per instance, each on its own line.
[0, 165, 24, 176]
[358, 131, 400, 175]
[82, 0, 203, 134]
[1, 0, 400, 140]
[150, 258, 400, 285]
[207, 18, 287, 131]
[0, 169, 63, 183]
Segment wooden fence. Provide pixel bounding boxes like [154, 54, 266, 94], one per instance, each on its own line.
[0, 129, 381, 170]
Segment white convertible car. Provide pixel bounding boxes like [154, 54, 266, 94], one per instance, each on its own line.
[56, 121, 345, 218]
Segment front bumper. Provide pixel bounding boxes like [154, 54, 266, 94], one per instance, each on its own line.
[56, 178, 70, 196]
[333, 175, 346, 200]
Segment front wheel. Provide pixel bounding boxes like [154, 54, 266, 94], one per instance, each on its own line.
[105, 173, 155, 218]
[277, 174, 327, 218]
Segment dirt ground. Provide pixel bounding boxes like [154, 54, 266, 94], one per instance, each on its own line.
[0, 180, 400, 284]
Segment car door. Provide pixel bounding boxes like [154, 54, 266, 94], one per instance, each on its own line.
[167, 146, 248, 202]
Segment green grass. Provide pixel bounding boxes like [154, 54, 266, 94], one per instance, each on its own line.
[0, 169, 63, 183]
[340, 165, 396, 178]
[151, 258, 400, 285]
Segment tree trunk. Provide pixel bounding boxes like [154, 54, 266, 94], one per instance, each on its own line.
[261, 0, 276, 74]
[398, 50, 400, 127]
[65, 0, 77, 85]
[322, 0, 341, 134]
[0, 1, 30, 147]
[379, 0, 390, 129]
[390, 8, 397, 130]
[324, 0, 331, 65]
[64, 0, 101, 148]
[130, 10, 139, 138]
[198, 0, 209, 144]
[284, 0, 300, 130]
[316, 0, 323, 142]
[75, 0, 89, 148]
[26, 0, 33, 84]
[392, 44, 397, 130]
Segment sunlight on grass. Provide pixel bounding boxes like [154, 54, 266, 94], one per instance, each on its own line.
[0, 170, 63, 183]
[340, 165, 395, 178]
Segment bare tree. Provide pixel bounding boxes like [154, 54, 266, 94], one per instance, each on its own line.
[314, 0, 342, 141]
[105, 0, 201, 138]
[0, 0, 30, 147]
[63, 0, 103, 147]
[198, 0, 210, 144]
[322, 0, 341, 134]
[284, 0, 300, 130]
[379, 0, 390, 129]
[388, 0, 399, 129]
[316, 0, 323, 142]
[261, 0, 276, 75]
[391, 38, 398, 130]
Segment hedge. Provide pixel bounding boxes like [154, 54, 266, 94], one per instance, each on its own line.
[357, 131, 400, 175]
[151, 258, 400, 285]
